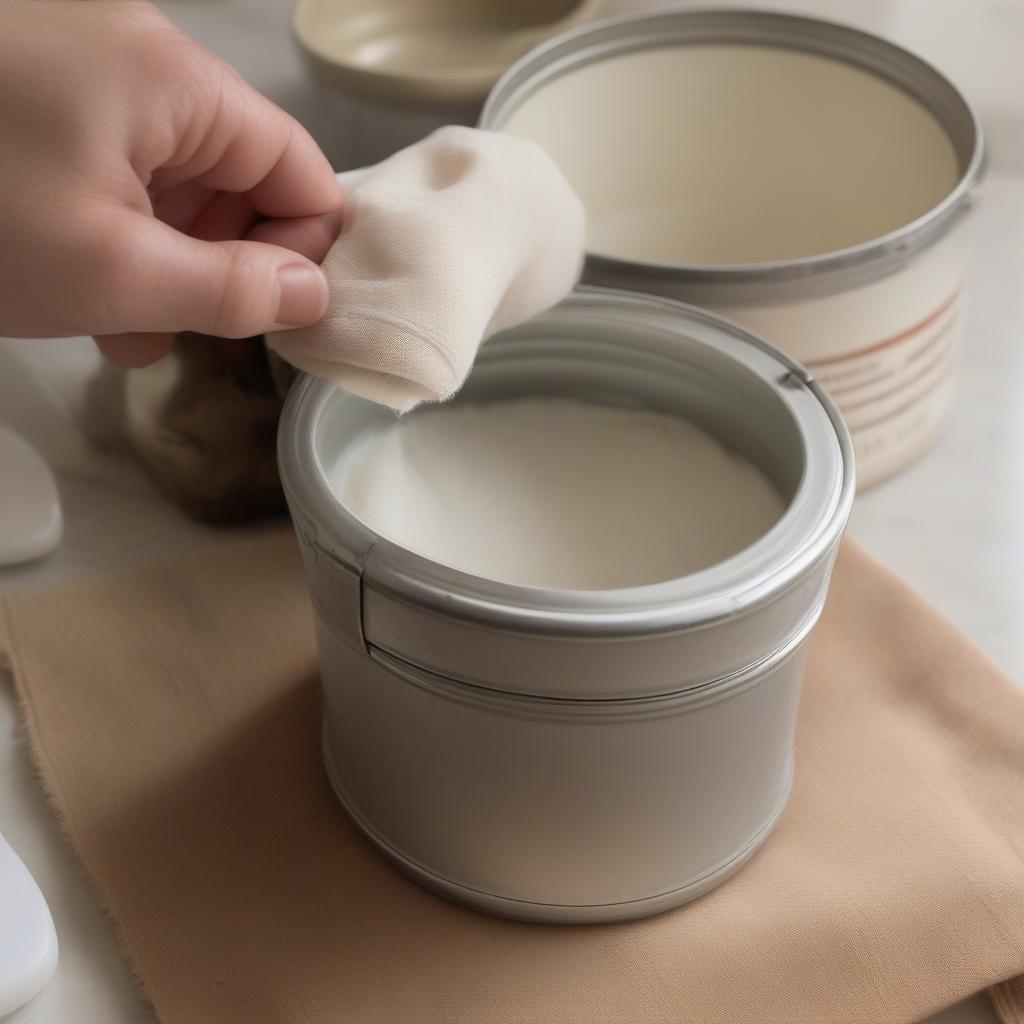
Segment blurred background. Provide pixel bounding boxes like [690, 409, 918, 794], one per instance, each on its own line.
[0, 3, 1021, 1022]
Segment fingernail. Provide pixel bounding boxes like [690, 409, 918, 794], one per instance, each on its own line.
[276, 263, 328, 327]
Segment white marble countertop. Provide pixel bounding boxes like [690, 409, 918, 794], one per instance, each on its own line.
[1, 1, 1021, 1022]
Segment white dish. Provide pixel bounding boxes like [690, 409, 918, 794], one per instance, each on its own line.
[0, 833, 58, 1019]
[0, 426, 62, 566]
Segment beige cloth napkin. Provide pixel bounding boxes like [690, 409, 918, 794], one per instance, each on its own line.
[269, 126, 585, 412]
[2, 534, 1023, 1024]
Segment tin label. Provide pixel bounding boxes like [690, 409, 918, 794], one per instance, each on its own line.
[805, 287, 963, 485]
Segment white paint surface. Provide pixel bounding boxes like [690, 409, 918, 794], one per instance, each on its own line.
[331, 398, 784, 589]
[501, 43, 961, 264]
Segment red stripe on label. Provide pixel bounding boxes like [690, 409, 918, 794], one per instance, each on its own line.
[828, 319, 955, 399]
[846, 359, 956, 434]
[805, 285, 964, 368]
[840, 334, 955, 415]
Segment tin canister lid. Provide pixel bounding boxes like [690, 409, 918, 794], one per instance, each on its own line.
[480, 8, 986, 305]
[279, 288, 854, 700]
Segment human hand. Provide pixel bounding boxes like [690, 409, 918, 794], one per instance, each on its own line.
[0, 0, 343, 366]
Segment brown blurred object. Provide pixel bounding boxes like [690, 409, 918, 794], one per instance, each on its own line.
[84, 335, 293, 525]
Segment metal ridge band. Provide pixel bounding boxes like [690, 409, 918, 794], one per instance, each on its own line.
[480, 8, 986, 304]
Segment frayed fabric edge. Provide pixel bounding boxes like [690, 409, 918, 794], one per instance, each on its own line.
[991, 976, 1024, 1024]
[0, 597, 162, 1021]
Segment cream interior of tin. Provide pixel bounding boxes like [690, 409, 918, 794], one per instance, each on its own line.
[329, 398, 785, 590]
[499, 44, 961, 264]
[317, 316, 808, 592]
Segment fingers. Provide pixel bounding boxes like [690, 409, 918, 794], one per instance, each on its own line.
[87, 26, 340, 344]
[154, 186, 343, 259]
[90, 207, 341, 362]
[148, 71, 342, 221]
[96, 189, 341, 359]
[151, 181, 216, 233]
[93, 332, 173, 367]
[83, 211, 328, 338]
[243, 115, 341, 219]
[246, 208, 344, 264]
[188, 190, 258, 242]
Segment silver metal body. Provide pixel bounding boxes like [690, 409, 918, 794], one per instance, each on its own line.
[279, 289, 855, 922]
[480, 9, 986, 487]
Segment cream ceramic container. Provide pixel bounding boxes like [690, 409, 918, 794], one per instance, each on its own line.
[293, 0, 600, 167]
[279, 289, 854, 923]
[482, 10, 986, 487]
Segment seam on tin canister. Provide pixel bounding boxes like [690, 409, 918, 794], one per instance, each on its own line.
[361, 590, 826, 716]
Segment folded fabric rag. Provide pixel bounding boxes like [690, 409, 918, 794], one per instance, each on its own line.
[2, 536, 1023, 1024]
[268, 126, 586, 411]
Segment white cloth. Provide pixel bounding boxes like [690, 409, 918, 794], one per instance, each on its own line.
[268, 126, 585, 412]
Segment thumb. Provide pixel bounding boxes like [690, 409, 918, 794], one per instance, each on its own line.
[79, 213, 329, 338]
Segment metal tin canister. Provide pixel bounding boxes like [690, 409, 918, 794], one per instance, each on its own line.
[279, 288, 854, 923]
[480, 9, 986, 488]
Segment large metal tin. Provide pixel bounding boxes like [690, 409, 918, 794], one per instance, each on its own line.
[481, 9, 986, 487]
[279, 288, 854, 922]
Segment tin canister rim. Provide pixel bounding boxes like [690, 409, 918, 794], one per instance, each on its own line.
[480, 7, 987, 292]
[279, 287, 854, 641]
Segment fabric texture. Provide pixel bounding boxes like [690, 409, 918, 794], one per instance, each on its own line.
[1, 535, 1023, 1024]
[268, 126, 586, 411]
